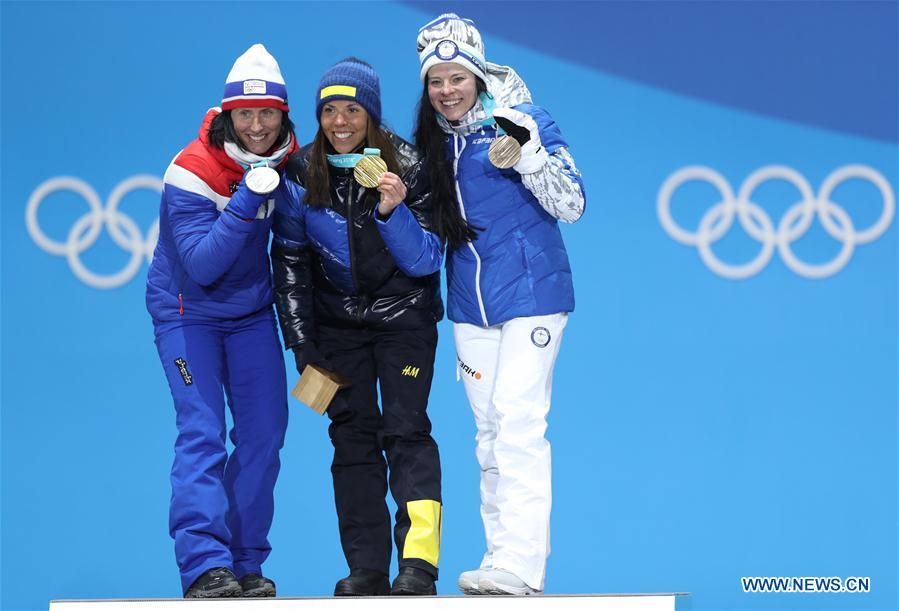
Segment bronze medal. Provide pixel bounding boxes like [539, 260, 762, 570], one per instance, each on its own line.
[354, 155, 388, 189]
[488, 134, 522, 169]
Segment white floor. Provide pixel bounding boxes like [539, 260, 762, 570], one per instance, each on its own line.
[50, 593, 688, 611]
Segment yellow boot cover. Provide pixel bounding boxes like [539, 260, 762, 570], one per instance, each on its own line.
[402, 499, 442, 566]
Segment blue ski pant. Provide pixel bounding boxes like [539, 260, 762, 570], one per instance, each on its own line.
[153, 307, 288, 593]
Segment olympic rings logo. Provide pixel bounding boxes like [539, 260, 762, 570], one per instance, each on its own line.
[26, 175, 163, 289]
[657, 165, 895, 279]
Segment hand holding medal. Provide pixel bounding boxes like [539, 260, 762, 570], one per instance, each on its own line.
[490, 107, 549, 174]
[353, 148, 406, 217]
[375, 172, 407, 217]
[245, 161, 280, 195]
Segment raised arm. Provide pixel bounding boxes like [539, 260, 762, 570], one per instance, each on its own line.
[373, 160, 444, 277]
[164, 162, 269, 286]
[494, 105, 586, 224]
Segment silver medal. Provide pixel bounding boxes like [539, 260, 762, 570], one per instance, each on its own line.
[246, 165, 280, 195]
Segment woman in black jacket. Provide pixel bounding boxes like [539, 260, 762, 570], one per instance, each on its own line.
[271, 58, 443, 597]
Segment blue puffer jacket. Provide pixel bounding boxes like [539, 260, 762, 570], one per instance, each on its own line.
[146, 109, 297, 323]
[446, 102, 581, 326]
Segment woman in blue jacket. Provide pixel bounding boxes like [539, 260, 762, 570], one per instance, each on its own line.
[414, 14, 586, 596]
[272, 58, 444, 596]
[146, 44, 295, 599]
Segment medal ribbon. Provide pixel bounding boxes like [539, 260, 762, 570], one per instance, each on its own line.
[327, 147, 381, 168]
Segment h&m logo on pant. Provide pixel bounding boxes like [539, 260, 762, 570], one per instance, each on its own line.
[174, 358, 193, 386]
[402, 365, 420, 378]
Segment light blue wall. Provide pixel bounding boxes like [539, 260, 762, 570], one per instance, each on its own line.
[1, 2, 896, 611]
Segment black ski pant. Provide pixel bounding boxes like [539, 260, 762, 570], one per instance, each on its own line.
[318, 323, 442, 579]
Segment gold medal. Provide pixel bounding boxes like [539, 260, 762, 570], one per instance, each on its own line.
[488, 134, 522, 169]
[354, 154, 388, 189]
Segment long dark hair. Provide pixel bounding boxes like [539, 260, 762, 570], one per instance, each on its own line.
[304, 118, 401, 207]
[413, 80, 483, 250]
[207, 109, 295, 151]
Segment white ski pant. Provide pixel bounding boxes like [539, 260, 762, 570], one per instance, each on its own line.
[454, 312, 568, 590]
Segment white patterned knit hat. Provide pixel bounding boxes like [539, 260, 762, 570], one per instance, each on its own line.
[417, 13, 487, 83]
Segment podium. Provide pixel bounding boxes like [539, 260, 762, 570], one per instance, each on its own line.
[50, 593, 690, 610]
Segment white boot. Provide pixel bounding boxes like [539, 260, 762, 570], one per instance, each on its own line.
[479, 569, 541, 596]
[458, 569, 486, 595]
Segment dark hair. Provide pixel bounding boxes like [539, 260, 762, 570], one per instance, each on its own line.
[207, 109, 295, 151]
[413, 79, 485, 250]
[304, 116, 401, 207]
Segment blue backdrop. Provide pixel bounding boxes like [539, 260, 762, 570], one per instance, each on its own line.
[1, 2, 896, 611]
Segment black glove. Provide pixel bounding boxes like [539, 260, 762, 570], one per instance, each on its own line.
[292, 342, 333, 375]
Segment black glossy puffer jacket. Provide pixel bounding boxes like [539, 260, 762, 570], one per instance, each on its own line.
[271, 135, 444, 349]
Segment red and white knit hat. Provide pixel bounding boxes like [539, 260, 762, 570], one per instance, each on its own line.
[221, 44, 289, 112]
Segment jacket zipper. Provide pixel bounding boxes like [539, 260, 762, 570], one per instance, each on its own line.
[346, 183, 364, 323]
[178, 293, 184, 316]
[453, 133, 489, 327]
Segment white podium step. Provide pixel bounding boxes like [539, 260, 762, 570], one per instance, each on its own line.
[50, 594, 689, 611]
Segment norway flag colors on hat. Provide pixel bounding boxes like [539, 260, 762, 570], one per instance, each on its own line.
[222, 44, 289, 112]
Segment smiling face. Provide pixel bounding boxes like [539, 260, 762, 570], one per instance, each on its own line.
[319, 100, 369, 154]
[231, 107, 283, 155]
[427, 63, 478, 122]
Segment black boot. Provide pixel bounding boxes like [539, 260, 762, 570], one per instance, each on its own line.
[334, 569, 391, 596]
[239, 573, 276, 597]
[391, 567, 436, 595]
[184, 567, 242, 598]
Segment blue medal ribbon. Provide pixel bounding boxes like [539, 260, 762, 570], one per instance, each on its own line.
[327, 147, 381, 168]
